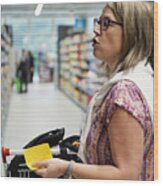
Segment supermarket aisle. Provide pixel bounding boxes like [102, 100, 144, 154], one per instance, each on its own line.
[3, 83, 85, 149]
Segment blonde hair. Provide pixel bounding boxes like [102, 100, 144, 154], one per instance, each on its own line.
[105, 1, 154, 72]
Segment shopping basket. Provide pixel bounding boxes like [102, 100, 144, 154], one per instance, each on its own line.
[15, 77, 22, 93]
[2, 128, 82, 178]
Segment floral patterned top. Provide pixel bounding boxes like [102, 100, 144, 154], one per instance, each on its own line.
[85, 80, 154, 181]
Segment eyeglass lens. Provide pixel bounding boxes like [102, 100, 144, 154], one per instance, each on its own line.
[94, 18, 111, 30]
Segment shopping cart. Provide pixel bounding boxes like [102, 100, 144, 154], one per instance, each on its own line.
[2, 128, 82, 178]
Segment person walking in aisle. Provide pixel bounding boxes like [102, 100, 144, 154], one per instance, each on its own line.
[16, 49, 30, 93]
[33, 2, 154, 180]
[28, 50, 35, 83]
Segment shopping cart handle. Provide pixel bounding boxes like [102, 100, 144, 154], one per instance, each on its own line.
[1, 146, 76, 163]
[2, 146, 10, 163]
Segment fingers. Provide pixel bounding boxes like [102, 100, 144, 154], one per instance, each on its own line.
[32, 158, 67, 178]
[34, 168, 47, 177]
[32, 160, 49, 169]
[32, 161, 49, 177]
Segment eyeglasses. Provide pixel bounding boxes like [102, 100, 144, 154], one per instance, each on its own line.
[94, 17, 123, 31]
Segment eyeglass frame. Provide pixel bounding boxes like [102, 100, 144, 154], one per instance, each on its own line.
[94, 17, 123, 31]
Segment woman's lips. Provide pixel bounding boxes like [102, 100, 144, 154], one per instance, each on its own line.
[92, 38, 99, 47]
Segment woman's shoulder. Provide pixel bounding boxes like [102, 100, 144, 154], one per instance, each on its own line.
[105, 79, 151, 130]
[108, 79, 143, 100]
[101, 79, 145, 111]
[111, 79, 140, 91]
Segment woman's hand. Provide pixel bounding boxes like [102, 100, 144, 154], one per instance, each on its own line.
[32, 158, 69, 178]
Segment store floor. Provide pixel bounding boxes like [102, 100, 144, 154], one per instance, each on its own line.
[3, 82, 85, 150]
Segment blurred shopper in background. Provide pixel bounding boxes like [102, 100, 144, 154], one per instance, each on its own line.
[33, 2, 154, 180]
[16, 49, 30, 93]
[28, 50, 35, 83]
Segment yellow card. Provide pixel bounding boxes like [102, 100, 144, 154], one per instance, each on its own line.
[23, 143, 53, 170]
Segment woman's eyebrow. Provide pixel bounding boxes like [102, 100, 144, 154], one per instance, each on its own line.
[100, 16, 112, 19]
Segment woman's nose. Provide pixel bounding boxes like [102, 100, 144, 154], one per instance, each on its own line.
[93, 24, 101, 35]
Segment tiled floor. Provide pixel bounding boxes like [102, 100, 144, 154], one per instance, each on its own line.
[3, 82, 85, 150]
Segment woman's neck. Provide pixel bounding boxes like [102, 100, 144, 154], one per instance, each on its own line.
[105, 57, 118, 72]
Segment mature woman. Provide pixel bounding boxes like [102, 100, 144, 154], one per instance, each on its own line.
[33, 2, 154, 180]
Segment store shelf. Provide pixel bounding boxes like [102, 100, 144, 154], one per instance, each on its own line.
[60, 87, 87, 112]
[58, 31, 104, 110]
[1, 24, 14, 133]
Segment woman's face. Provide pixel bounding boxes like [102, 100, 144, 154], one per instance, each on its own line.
[92, 7, 123, 70]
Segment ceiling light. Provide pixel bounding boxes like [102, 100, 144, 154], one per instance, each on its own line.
[35, 4, 44, 16]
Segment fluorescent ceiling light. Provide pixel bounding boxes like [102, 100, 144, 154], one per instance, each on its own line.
[35, 4, 44, 16]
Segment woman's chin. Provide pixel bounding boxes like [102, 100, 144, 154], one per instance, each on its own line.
[93, 51, 103, 61]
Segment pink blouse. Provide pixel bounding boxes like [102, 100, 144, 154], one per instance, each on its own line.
[85, 80, 154, 180]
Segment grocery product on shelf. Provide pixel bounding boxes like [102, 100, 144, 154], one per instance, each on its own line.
[38, 51, 51, 83]
[59, 32, 106, 111]
[1, 25, 14, 130]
